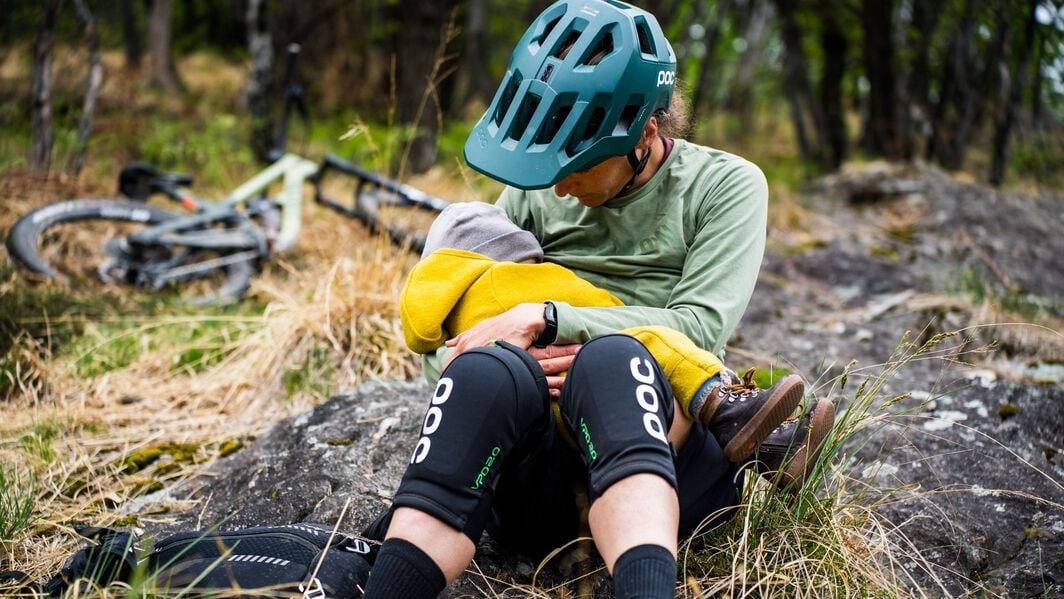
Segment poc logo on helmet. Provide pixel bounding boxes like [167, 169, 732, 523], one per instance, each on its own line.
[656, 70, 675, 87]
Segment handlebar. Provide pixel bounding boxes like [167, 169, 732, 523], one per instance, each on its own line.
[312, 153, 450, 213]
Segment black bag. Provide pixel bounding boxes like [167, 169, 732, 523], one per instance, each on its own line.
[24, 523, 373, 598]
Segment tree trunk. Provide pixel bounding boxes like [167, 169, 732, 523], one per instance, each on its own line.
[927, 0, 978, 169]
[148, 0, 182, 90]
[725, 1, 772, 134]
[990, 1, 1038, 186]
[774, 0, 828, 167]
[690, 0, 731, 123]
[120, 0, 142, 69]
[859, 0, 903, 159]
[818, 5, 847, 170]
[394, 1, 459, 175]
[246, 0, 274, 163]
[948, 15, 1008, 170]
[458, 0, 496, 111]
[906, 0, 940, 154]
[31, 0, 62, 173]
[67, 0, 105, 176]
[1031, 28, 1045, 126]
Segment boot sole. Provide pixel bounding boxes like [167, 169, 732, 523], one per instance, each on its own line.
[779, 399, 836, 492]
[723, 374, 805, 462]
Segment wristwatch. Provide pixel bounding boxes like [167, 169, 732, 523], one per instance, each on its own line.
[533, 301, 558, 348]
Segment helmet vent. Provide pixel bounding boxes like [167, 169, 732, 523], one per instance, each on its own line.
[509, 93, 541, 141]
[552, 28, 583, 59]
[635, 18, 657, 56]
[493, 73, 523, 127]
[582, 107, 606, 141]
[579, 30, 614, 66]
[615, 102, 642, 135]
[536, 96, 575, 145]
[531, 16, 563, 52]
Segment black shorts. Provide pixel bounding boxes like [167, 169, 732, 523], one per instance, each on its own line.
[387, 335, 743, 557]
[489, 407, 744, 557]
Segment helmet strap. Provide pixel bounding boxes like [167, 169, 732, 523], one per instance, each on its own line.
[615, 143, 652, 198]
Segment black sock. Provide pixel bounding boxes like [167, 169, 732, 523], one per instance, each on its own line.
[612, 544, 677, 599]
[361, 538, 446, 599]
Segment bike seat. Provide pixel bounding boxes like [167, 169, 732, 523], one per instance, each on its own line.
[119, 162, 194, 200]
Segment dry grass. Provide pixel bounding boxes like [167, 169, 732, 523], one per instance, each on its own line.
[3, 49, 1058, 599]
[0, 164, 434, 586]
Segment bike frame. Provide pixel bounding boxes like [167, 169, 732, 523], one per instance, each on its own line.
[220, 152, 319, 252]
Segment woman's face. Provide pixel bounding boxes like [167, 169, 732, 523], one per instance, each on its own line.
[552, 155, 633, 208]
[552, 117, 659, 208]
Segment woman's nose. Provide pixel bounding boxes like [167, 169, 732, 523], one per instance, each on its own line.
[554, 176, 573, 197]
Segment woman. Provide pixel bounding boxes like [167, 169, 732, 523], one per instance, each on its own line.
[362, 2, 834, 597]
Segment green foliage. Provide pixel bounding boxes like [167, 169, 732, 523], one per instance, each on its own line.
[686, 333, 962, 596]
[949, 267, 1062, 320]
[743, 366, 793, 390]
[19, 421, 59, 464]
[1008, 136, 1064, 189]
[138, 114, 258, 189]
[68, 313, 256, 379]
[282, 345, 332, 399]
[0, 466, 35, 541]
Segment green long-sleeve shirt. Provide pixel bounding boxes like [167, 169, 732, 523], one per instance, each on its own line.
[421, 139, 767, 383]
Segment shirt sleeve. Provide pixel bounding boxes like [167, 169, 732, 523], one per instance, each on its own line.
[555, 160, 768, 356]
[420, 345, 456, 387]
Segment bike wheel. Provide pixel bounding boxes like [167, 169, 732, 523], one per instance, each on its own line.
[6, 199, 255, 304]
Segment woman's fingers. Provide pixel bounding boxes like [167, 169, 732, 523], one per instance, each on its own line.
[545, 375, 565, 399]
[528, 344, 581, 375]
[443, 303, 548, 369]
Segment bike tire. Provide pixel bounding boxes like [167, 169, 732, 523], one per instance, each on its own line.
[6, 199, 255, 304]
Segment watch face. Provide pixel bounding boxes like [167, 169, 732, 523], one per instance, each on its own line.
[535, 301, 558, 348]
[544, 301, 557, 323]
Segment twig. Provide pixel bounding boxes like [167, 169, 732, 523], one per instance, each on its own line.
[956, 228, 1015, 290]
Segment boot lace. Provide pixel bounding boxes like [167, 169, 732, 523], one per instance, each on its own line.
[721, 367, 762, 401]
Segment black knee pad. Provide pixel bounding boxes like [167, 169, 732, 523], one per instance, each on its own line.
[391, 343, 550, 541]
[558, 334, 677, 501]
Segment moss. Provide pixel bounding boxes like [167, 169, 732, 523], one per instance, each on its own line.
[869, 245, 900, 262]
[164, 443, 203, 463]
[153, 462, 181, 476]
[122, 448, 165, 473]
[132, 479, 165, 495]
[998, 403, 1020, 420]
[112, 515, 140, 527]
[326, 438, 353, 446]
[218, 439, 244, 457]
[62, 477, 90, 498]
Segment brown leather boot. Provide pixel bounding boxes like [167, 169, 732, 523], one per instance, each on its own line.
[753, 398, 836, 493]
[697, 367, 805, 462]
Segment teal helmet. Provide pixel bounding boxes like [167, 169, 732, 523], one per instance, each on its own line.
[464, 0, 676, 190]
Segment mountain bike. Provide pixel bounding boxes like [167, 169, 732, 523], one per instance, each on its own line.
[5, 45, 449, 305]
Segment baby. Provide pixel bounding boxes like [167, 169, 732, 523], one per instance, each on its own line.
[401, 202, 833, 485]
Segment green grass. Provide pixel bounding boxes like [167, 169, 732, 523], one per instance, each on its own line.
[67, 311, 258, 379]
[282, 343, 333, 399]
[678, 331, 967, 597]
[948, 267, 1063, 322]
[0, 465, 36, 541]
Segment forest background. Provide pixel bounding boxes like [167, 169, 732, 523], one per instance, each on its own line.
[0, 0, 1062, 596]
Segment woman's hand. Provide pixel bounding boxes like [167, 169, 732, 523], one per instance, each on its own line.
[528, 344, 581, 398]
[443, 302, 546, 369]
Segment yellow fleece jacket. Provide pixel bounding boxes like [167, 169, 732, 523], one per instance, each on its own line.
[401, 249, 724, 419]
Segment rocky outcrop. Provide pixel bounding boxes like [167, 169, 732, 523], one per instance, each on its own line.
[136, 164, 1062, 597]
